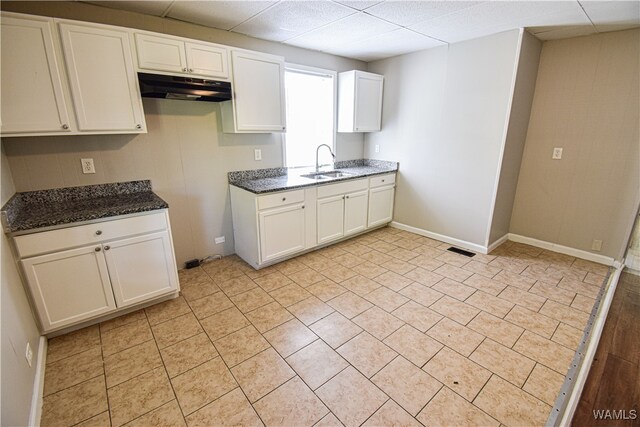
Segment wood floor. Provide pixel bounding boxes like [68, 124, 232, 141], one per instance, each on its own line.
[573, 271, 640, 426]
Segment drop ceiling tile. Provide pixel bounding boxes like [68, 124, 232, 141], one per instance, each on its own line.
[233, 1, 356, 42]
[167, 1, 277, 31]
[365, 1, 483, 27]
[579, 1, 640, 31]
[83, 1, 172, 16]
[285, 11, 400, 52]
[333, 1, 385, 11]
[329, 28, 445, 61]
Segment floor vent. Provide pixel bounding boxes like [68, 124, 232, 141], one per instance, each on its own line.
[447, 247, 475, 257]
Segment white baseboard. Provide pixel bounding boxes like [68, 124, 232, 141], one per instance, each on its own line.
[28, 336, 47, 427]
[390, 222, 489, 254]
[487, 234, 509, 253]
[508, 233, 616, 266]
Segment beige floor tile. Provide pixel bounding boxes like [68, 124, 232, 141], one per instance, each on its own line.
[417, 387, 499, 427]
[47, 325, 101, 364]
[572, 259, 609, 275]
[426, 318, 484, 357]
[188, 291, 234, 319]
[75, 411, 110, 427]
[436, 251, 473, 267]
[548, 265, 588, 282]
[217, 275, 258, 296]
[423, 347, 491, 402]
[307, 279, 348, 302]
[363, 286, 409, 312]
[391, 301, 442, 332]
[539, 299, 590, 329]
[269, 283, 312, 307]
[463, 274, 507, 296]
[342, 242, 373, 256]
[231, 348, 295, 402]
[229, 287, 274, 313]
[513, 331, 575, 374]
[467, 311, 524, 348]
[362, 400, 422, 427]
[529, 281, 576, 305]
[199, 307, 250, 341]
[432, 278, 476, 301]
[462, 260, 501, 279]
[352, 307, 405, 340]
[315, 413, 345, 427]
[214, 325, 270, 367]
[558, 277, 600, 299]
[100, 310, 147, 333]
[145, 297, 191, 326]
[171, 357, 237, 415]
[341, 275, 381, 296]
[373, 271, 413, 292]
[399, 283, 443, 307]
[44, 346, 104, 396]
[571, 293, 597, 313]
[102, 320, 154, 356]
[245, 301, 294, 333]
[404, 267, 443, 286]
[470, 339, 535, 388]
[126, 400, 186, 427]
[504, 305, 559, 338]
[493, 270, 536, 291]
[498, 286, 546, 311]
[430, 295, 480, 325]
[288, 267, 326, 287]
[351, 261, 388, 279]
[413, 245, 444, 258]
[104, 340, 162, 388]
[151, 313, 203, 349]
[263, 318, 318, 357]
[316, 366, 388, 427]
[521, 265, 563, 285]
[41, 375, 108, 427]
[276, 258, 308, 275]
[310, 312, 363, 348]
[465, 291, 514, 318]
[288, 296, 334, 325]
[253, 271, 293, 292]
[488, 257, 528, 275]
[474, 375, 551, 426]
[369, 240, 398, 254]
[523, 364, 566, 406]
[319, 245, 351, 259]
[160, 333, 218, 378]
[286, 340, 349, 390]
[333, 253, 365, 269]
[321, 265, 358, 283]
[254, 376, 328, 426]
[552, 322, 584, 350]
[381, 258, 416, 275]
[108, 367, 174, 427]
[408, 254, 445, 271]
[584, 271, 606, 286]
[372, 357, 442, 416]
[387, 247, 419, 263]
[337, 332, 397, 378]
[180, 280, 221, 303]
[327, 291, 373, 319]
[434, 263, 473, 282]
[186, 388, 262, 427]
[383, 324, 442, 367]
[539, 250, 575, 268]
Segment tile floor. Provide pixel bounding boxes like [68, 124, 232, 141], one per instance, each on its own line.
[40, 227, 610, 427]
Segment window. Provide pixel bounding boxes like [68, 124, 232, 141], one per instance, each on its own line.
[284, 65, 336, 168]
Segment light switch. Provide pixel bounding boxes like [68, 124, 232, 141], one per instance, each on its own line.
[552, 148, 563, 160]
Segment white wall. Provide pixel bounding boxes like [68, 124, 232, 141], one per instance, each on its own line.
[365, 30, 522, 249]
[1, 144, 42, 427]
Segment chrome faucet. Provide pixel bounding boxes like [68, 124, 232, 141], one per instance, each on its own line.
[316, 144, 336, 172]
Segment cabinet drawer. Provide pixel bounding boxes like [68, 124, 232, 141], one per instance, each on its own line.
[317, 178, 368, 198]
[258, 189, 304, 211]
[369, 173, 395, 188]
[15, 211, 168, 258]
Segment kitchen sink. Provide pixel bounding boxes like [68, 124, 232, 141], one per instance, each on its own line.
[300, 170, 354, 180]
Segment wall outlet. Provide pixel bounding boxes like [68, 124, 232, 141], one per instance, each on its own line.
[81, 158, 96, 174]
[592, 239, 603, 251]
[375, 144, 380, 153]
[214, 236, 225, 244]
[254, 149, 262, 161]
[552, 147, 563, 160]
[25, 342, 33, 367]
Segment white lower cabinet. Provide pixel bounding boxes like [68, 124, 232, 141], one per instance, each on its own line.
[344, 190, 369, 235]
[317, 194, 345, 244]
[368, 174, 396, 228]
[317, 179, 369, 244]
[15, 210, 179, 333]
[259, 203, 306, 262]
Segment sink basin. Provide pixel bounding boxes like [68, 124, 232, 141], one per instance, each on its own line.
[300, 170, 354, 180]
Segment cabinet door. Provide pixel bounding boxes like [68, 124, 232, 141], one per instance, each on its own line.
[259, 203, 305, 263]
[135, 33, 187, 74]
[230, 50, 286, 132]
[22, 245, 115, 332]
[317, 195, 345, 244]
[59, 23, 146, 132]
[0, 15, 71, 135]
[104, 231, 178, 308]
[185, 42, 228, 78]
[368, 185, 395, 228]
[344, 190, 369, 236]
[354, 72, 383, 132]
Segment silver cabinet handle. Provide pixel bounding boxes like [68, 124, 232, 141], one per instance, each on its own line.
[104, 245, 111, 251]
[95, 230, 102, 235]
[382, 179, 385, 182]
[95, 247, 101, 252]
[182, 67, 187, 72]
[346, 195, 350, 199]
[189, 68, 194, 72]
[61, 124, 69, 130]
[136, 124, 142, 129]
[301, 205, 305, 209]
[282, 197, 286, 201]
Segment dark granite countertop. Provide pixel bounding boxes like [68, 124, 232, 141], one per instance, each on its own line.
[229, 159, 399, 194]
[1, 180, 168, 234]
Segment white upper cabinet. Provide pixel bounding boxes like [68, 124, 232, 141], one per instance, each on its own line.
[59, 22, 146, 133]
[135, 32, 229, 79]
[0, 14, 72, 135]
[338, 70, 384, 133]
[221, 50, 286, 133]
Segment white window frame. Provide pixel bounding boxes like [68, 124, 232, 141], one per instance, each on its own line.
[282, 63, 338, 167]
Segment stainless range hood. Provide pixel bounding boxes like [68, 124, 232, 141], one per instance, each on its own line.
[138, 72, 232, 102]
